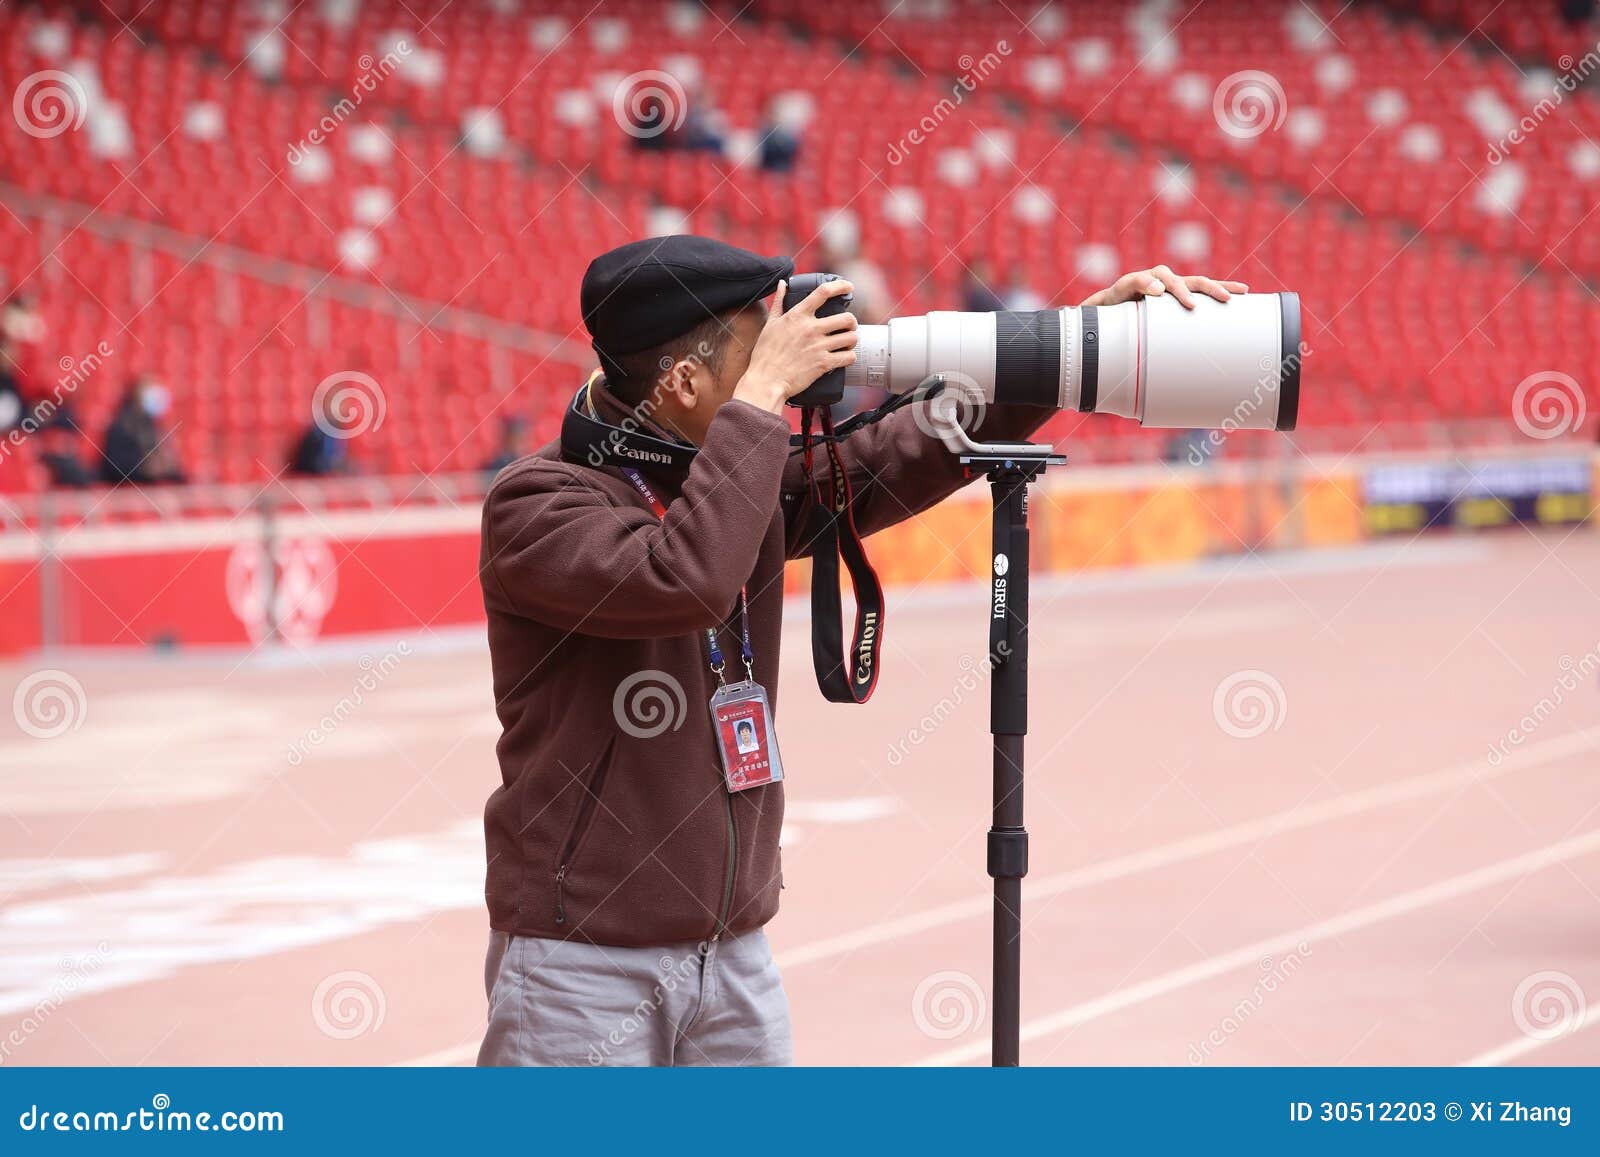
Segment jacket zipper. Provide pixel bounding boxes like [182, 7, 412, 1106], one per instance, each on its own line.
[553, 758, 610, 926]
[711, 623, 739, 941]
[713, 795, 737, 941]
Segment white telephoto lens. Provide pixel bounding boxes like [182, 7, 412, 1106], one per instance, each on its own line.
[1091, 293, 1297, 430]
[844, 292, 1301, 432]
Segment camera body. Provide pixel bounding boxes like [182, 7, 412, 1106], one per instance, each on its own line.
[783, 272, 853, 408]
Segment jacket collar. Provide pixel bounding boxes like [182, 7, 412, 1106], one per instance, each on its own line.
[586, 374, 685, 445]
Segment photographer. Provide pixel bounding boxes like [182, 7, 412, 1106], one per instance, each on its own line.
[476, 236, 1242, 1066]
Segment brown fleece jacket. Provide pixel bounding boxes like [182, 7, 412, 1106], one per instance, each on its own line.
[480, 381, 1051, 946]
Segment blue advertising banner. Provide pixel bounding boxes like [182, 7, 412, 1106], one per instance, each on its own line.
[1, 1066, 1595, 1153]
[1364, 456, 1593, 533]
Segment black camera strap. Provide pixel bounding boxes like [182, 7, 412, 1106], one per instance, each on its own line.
[561, 373, 888, 706]
[559, 382, 700, 474]
[798, 406, 884, 705]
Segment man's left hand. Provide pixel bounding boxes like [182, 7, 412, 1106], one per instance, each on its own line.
[1080, 266, 1248, 310]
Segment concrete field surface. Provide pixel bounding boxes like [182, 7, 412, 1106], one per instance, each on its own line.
[2, 529, 1597, 1067]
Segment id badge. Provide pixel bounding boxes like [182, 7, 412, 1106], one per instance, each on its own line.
[709, 680, 784, 793]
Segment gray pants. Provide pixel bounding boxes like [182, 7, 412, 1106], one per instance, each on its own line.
[476, 929, 793, 1066]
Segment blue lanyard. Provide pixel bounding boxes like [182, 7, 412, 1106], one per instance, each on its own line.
[619, 466, 754, 684]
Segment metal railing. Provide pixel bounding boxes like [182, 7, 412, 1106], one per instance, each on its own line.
[0, 183, 588, 364]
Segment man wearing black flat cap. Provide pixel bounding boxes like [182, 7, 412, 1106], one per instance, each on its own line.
[476, 236, 1243, 1066]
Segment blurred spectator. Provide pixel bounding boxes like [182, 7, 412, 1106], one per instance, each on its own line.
[38, 407, 94, 488]
[961, 260, 1006, 312]
[288, 392, 352, 477]
[819, 239, 892, 325]
[758, 96, 802, 173]
[1003, 278, 1047, 312]
[816, 239, 893, 416]
[1164, 430, 1213, 465]
[1560, 0, 1595, 25]
[100, 376, 187, 485]
[483, 414, 527, 477]
[1, 292, 45, 347]
[635, 79, 727, 156]
[0, 341, 23, 433]
[680, 85, 729, 154]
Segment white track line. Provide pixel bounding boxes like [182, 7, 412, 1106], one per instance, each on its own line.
[399, 725, 1599, 1065]
[1461, 1006, 1600, 1067]
[775, 725, 1600, 969]
[920, 828, 1600, 1066]
[401, 1043, 481, 1067]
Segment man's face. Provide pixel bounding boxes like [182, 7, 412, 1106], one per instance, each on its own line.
[700, 304, 766, 408]
[641, 302, 769, 445]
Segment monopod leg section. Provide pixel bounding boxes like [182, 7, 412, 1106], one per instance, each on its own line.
[988, 471, 1030, 1067]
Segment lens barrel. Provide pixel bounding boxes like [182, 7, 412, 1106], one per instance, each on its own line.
[843, 292, 1302, 433]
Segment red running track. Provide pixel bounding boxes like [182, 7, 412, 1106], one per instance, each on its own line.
[1, 529, 1597, 1066]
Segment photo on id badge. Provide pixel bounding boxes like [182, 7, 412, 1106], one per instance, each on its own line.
[711, 681, 784, 792]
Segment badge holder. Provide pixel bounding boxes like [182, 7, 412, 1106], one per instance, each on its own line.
[702, 593, 783, 794]
[710, 679, 783, 793]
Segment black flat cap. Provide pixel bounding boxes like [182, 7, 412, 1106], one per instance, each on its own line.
[581, 235, 793, 373]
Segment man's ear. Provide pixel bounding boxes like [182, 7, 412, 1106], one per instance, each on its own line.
[641, 356, 694, 413]
[668, 354, 718, 413]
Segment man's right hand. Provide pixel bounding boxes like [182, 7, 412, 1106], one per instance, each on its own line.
[733, 279, 858, 414]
